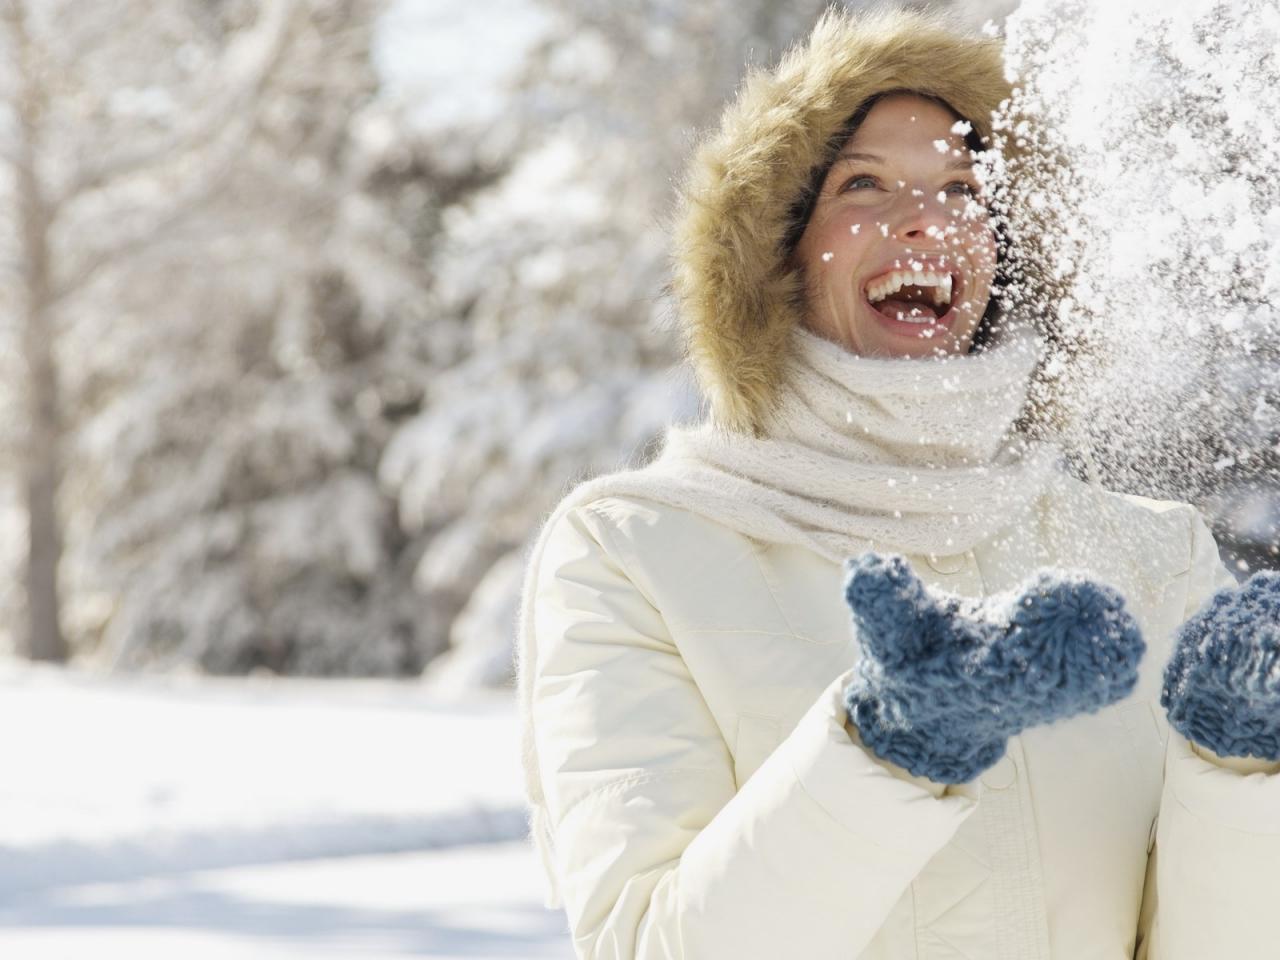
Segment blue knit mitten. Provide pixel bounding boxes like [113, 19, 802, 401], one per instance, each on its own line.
[841, 552, 1146, 784]
[1160, 570, 1280, 761]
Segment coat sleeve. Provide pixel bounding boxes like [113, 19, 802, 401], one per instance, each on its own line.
[530, 502, 981, 959]
[1134, 508, 1280, 959]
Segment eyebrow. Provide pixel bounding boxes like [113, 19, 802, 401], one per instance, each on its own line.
[836, 150, 975, 171]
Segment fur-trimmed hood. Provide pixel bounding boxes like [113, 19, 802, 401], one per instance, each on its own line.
[667, 5, 1020, 436]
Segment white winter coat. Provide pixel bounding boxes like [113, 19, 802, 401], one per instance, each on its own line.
[526, 8, 1280, 957]
[530, 477, 1280, 958]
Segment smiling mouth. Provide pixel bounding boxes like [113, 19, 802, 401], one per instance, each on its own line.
[863, 268, 963, 325]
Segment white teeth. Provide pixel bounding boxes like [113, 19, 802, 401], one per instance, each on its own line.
[866, 270, 956, 308]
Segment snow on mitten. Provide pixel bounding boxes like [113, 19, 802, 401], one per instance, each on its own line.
[842, 552, 1146, 784]
[1160, 570, 1280, 761]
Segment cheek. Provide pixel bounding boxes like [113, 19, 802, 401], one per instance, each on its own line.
[813, 214, 874, 268]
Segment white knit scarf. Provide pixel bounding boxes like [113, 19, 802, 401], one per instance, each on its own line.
[515, 322, 1067, 908]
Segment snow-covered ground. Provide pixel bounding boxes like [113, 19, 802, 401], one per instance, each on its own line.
[0, 663, 572, 958]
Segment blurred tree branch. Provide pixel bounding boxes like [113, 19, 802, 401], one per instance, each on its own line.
[50, 0, 299, 304]
[53, 0, 297, 211]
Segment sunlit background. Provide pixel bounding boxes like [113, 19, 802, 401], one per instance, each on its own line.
[1, 0, 1275, 956]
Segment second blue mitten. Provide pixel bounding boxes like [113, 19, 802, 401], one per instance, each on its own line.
[1161, 569, 1280, 761]
[842, 552, 1146, 784]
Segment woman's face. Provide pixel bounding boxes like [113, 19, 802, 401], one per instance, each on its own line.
[792, 93, 998, 358]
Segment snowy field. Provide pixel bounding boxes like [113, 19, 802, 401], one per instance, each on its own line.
[0, 663, 572, 959]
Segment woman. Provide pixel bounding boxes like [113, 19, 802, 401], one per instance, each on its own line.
[516, 7, 1280, 958]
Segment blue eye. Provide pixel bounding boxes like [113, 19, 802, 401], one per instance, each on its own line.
[947, 181, 978, 197]
[842, 175, 879, 192]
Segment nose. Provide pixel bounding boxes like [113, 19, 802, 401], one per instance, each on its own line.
[889, 188, 950, 245]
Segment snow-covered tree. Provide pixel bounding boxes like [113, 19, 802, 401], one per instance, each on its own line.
[0, 0, 459, 673]
[0, 0, 315, 661]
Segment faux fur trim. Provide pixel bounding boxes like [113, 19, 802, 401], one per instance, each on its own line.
[668, 4, 1015, 436]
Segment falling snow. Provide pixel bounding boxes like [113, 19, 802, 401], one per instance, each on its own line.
[983, 0, 1280, 563]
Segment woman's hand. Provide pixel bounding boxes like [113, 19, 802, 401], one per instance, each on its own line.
[1161, 569, 1280, 763]
[842, 552, 1146, 784]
